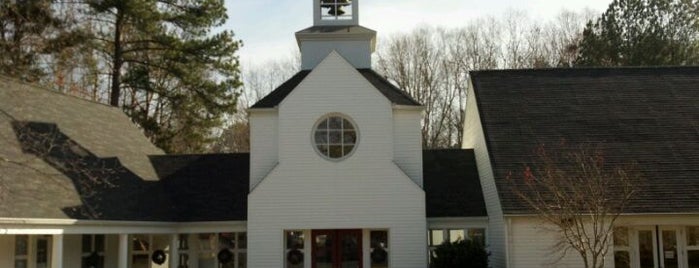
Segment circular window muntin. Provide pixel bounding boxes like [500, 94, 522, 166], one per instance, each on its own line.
[312, 114, 359, 161]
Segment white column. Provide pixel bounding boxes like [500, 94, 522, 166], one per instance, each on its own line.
[170, 234, 179, 268]
[304, 230, 312, 268]
[362, 230, 370, 268]
[51, 234, 63, 268]
[118, 234, 129, 268]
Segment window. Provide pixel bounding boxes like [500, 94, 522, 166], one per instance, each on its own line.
[130, 234, 170, 268]
[428, 228, 487, 261]
[179, 232, 247, 268]
[285, 231, 304, 268]
[468, 228, 486, 246]
[82, 234, 105, 268]
[131, 235, 151, 268]
[14, 236, 52, 268]
[687, 226, 699, 268]
[613, 227, 631, 268]
[15, 235, 28, 268]
[448, 229, 465, 243]
[370, 231, 389, 268]
[313, 115, 358, 160]
[320, 0, 353, 21]
[428, 229, 444, 247]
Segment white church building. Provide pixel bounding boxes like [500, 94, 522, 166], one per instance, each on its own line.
[0, 0, 698, 268]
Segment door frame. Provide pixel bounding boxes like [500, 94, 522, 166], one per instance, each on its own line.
[622, 226, 696, 268]
[658, 226, 688, 268]
[632, 226, 659, 268]
[311, 229, 363, 268]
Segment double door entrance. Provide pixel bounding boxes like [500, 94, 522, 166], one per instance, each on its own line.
[615, 226, 699, 268]
[312, 230, 362, 268]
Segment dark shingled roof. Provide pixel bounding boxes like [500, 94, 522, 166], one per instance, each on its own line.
[470, 66, 699, 214]
[250, 70, 311, 109]
[424, 149, 487, 217]
[250, 68, 421, 108]
[357, 69, 422, 106]
[151, 154, 249, 221]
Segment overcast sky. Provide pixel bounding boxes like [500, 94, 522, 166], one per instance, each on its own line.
[224, 0, 614, 69]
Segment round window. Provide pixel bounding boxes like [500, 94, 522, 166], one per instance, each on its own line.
[313, 115, 358, 160]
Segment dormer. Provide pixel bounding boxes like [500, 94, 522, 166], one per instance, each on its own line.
[296, 0, 376, 70]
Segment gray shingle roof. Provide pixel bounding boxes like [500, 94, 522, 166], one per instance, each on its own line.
[0, 76, 249, 221]
[250, 68, 421, 108]
[470, 66, 699, 214]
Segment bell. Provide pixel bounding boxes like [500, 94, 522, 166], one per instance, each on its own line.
[328, 6, 345, 16]
[320, 0, 350, 16]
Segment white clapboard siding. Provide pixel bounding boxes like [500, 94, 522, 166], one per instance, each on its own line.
[299, 40, 373, 70]
[249, 110, 279, 191]
[248, 51, 427, 268]
[462, 81, 507, 267]
[509, 216, 616, 268]
[393, 109, 423, 187]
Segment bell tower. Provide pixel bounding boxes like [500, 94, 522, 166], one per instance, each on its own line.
[296, 0, 377, 70]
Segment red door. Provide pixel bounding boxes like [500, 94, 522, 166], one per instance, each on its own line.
[312, 229, 363, 268]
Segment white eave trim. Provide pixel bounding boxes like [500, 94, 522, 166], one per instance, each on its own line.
[247, 107, 278, 113]
[295, 31, 377, 42]
[504, 212, 699, 217]
[0, 218, 248, 234]
[392, 104, 424, 111]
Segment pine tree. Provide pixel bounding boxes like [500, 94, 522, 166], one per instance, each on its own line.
[85, 0, 242, 153]
[0, 0, 76, 81]
[576, 0, 699, 66]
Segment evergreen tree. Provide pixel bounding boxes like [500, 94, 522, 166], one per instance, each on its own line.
[0, 0, 79, 81]
[576, 0, 699, 66]
[85, 0, 242, 153]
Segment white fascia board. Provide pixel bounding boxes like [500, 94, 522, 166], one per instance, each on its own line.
[295, 30, 377, 41]
[504, 212, 699, 218]
[247, 107, 278, 113]
[427, 217, 490, 229]
[0, 218, 247, 234]
[392, 104, 424, 111]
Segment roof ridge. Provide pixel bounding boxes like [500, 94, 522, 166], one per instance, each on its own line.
[0, 74, 119, 109]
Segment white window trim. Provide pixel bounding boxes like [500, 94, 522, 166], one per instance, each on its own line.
[311, 113, 359, 162]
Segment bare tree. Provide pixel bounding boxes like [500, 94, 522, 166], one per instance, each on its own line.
[376, 26, 468, 148]
[374, 10, 595, 148]
[211, 54, 300, 153]
[508, 143, 640, 268]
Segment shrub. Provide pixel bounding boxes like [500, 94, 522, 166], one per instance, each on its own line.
[430, 239, 489, 268]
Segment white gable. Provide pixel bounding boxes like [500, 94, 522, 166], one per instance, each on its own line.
[247, 51, 427, 267]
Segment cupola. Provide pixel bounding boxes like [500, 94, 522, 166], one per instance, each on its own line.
[296, 0, 377, 70]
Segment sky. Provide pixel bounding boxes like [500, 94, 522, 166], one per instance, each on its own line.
[224, 0, 614, 69]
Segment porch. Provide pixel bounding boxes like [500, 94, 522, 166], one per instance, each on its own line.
[0, 219, 247, 268]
